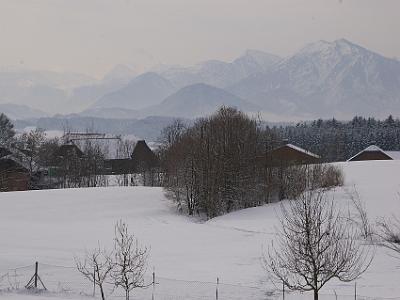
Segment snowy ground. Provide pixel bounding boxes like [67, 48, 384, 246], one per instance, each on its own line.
[0, 160, 400, 299]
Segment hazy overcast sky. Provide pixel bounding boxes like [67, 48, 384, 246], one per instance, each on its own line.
[0, 0, 399, 78]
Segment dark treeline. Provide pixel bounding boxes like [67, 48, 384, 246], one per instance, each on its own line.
[159, 107, 341, 219]
[270, 115, 400, 162]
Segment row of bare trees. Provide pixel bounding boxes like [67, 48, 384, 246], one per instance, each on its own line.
[159, 107, 343, 218]
[76, 221, 149, 300]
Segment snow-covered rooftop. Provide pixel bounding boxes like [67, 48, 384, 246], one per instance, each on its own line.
[285, 143, 320, 158]
[347, 145, 400, 161]
[363, 145, 384, 152]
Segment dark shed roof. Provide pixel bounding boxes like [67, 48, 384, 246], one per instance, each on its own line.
[131, 140, 159, 170]
[0, 158, 29, 173]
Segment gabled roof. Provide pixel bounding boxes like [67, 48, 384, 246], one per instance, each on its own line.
[0, 158, 29, 173]
[0, 147, 32, 170]
[267, 143, 320, 164]
[131, 140, 159, 169]
[347, 145, 400, 161]
[284, 144, 320, 159]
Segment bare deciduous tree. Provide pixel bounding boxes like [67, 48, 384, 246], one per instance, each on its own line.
[346, 187, 373, 240]
[17, 128, 46, 177]
[263, 189, 373, 300]
[378, 216, 400, 258]
[112, 221, 149, 300]
[75, 246, 113, 300]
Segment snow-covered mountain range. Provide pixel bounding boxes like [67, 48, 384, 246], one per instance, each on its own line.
[158, 50, 281, 89]
[229, 39, 400, 118]
[1, 39, 400, 121]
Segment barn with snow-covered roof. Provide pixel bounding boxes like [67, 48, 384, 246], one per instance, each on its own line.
[347, 145, 400, 161]
[268, 143, 320, 165]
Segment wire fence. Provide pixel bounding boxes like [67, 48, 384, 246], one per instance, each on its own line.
[0, 262, 399, 300]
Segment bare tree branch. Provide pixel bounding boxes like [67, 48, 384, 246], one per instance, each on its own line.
[75, 245, 113, 300]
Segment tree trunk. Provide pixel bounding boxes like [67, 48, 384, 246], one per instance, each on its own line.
[314, 289, 319, 300]
[100, 285, 105, 300]
[126, 289, 129, 300]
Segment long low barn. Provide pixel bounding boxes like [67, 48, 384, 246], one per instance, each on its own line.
[347, 145, 400, 161]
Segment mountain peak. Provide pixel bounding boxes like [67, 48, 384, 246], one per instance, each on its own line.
[333, 38, 364, 54]
[298, 39, 365, 57]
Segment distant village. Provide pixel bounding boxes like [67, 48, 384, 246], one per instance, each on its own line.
[0, 134, 399, 193]
[0, 133, 160, 192]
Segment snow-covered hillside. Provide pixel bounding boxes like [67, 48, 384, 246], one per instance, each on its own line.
[0, 160, 400, 299]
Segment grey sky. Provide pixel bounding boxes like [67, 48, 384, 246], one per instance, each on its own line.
[0, 0, 399, 78]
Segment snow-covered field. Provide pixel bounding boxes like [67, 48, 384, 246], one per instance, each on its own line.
[0, 160, 400, 299]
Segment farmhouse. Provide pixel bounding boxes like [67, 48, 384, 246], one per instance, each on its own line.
[347, 145, 400, 161]
[267, 143, 320, 165]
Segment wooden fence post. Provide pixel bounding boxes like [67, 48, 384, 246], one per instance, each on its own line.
[25, 261, 46, 290]
[152, 267, 155, 300]
[34, 262, 38, 288]
[216, 277, 219, 300]
[354, 281, 357, 300]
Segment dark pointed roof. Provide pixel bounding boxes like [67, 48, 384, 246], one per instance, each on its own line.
[131, 140, 159, 169]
